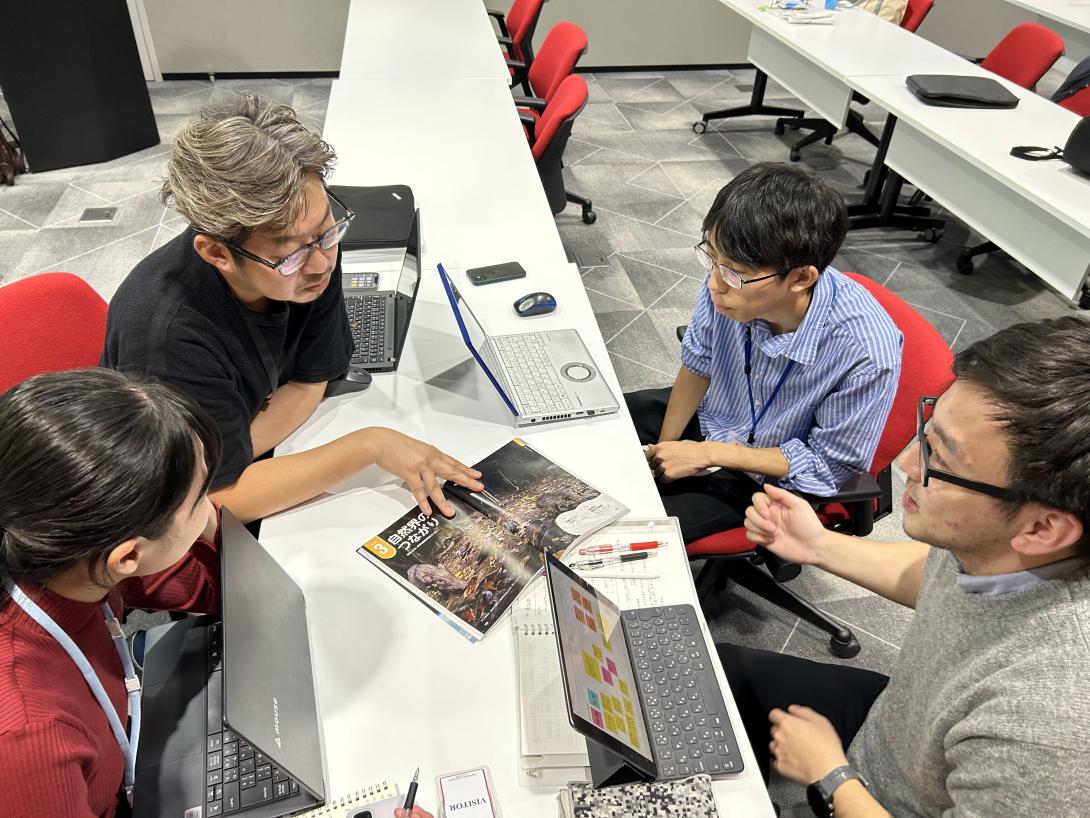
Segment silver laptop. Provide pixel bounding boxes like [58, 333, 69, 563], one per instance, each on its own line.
[134, 509, 325, 818]
[438, 263, 619, 426]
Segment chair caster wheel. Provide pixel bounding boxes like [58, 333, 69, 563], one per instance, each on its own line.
[921, 227, 942, 243]
[830, 631, 861, 659]
[582, 209, 597, 225]
[774, 120, 786, 136]
[789, 147, 801, 162]
[956, 253, 974, 275]
[693, 121, 707, 134]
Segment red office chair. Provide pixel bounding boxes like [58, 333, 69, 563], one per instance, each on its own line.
[955, 22, 1066, 273]
[520, 74, 596, 224]
[981, 22, 1065, 89]
[489, 0, 547, 81]
[1059, 86, 1090, 116]
[685, 273, 954, 658]
[508, 21, 587, 102]
[777, 0, 936, 161]
[0, 272, 107, 391]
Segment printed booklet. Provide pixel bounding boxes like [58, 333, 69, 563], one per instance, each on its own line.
[358, 439, 627, 642]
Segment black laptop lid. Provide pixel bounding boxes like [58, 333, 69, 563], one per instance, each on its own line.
[220, 509, 325, 800]
[392, 209, 422, 359]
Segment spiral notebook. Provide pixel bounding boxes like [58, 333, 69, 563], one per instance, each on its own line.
[293, 777, 399, 818]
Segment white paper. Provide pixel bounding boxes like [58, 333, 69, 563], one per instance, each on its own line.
[437, 768, 501, 818]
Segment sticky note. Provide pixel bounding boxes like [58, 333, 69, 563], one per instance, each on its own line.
[624, 698, 634, 715]
[589, 691, 600, 709]
[592, 644, 602, 660]
[620, 679, 630, 697]
[583, 651, 601, 681]
[571, 588, 581, 602]
[602, 668, 613, 686]
[580, 595, 593, 611]
[575, 608, 586, 626]
[591, 709, 604, 728]
[607, 658, 617, 675]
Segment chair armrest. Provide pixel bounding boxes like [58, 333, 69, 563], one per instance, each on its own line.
[487, 8, 510, 38]
[518, 110, 537, 141]
[506, 58, 527, 72]
[513, 95, 547, 111]
[497, 35, 514, 48]
[801, 472, 882, 506]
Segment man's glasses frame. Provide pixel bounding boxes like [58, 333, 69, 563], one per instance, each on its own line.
[212, 187, 356, 277]
[916, 395, 1025, 503]
[694, 241, 782, 289]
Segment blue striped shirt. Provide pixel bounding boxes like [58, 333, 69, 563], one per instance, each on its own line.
[680, 268, 903, 495]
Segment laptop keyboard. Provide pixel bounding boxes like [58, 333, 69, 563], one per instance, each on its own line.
[204, 622, 301, 815]
[491, 334, 573, 414]
[621, 605, 742, 779]
[346, 294, 387, 363]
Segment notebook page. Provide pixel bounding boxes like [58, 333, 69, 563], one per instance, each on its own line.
[514, 621, 588, 758]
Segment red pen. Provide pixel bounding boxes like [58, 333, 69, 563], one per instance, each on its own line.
[578, 540, 664, 556]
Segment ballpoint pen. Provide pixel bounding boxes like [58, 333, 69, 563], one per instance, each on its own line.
[577, 540, 665, 556]
[569, 551, 657, 570]
[401, 767, 419, 816]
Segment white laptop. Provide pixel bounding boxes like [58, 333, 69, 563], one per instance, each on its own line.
[438, 263, 619, 426]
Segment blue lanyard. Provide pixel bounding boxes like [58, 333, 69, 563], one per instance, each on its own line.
[744, 325, 796, 445]
[5, 579, 141, 803]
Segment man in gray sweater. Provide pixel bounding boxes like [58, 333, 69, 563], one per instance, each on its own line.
[718, 315, 1090, 817]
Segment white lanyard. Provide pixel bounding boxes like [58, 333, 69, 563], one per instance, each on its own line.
[4, 579, 142, 803]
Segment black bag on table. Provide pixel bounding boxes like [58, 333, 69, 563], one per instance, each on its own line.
[906, 74, 1019, 109]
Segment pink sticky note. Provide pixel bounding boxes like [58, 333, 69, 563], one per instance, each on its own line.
[607, 658, 617, 674]
[591, 708, 604, 728]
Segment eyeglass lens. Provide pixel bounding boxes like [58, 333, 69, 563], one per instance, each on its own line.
[278, 219, 351, 276]
[694, 244, 742, 289]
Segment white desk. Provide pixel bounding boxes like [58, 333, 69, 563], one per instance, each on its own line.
[339, 0, 509, 80]
[257, 261, 775, 818]
[849, 72, 1090, 299]
[260, 74, 776, 818]
[322, 78, 568, 270]
[718, 1, 967, 127]
[1002, 0, 1090, 68]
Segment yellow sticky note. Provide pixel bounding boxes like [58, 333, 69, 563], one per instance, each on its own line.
[583, 651, 601, 681]
[624, 698, 634, 716]
[592, 644, 603, 660]
[620, 680, 630, 697]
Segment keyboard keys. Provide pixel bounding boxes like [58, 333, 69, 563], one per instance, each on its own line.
[241, 780, 274, 807]
[222, 781, 240, 812]
[207, 752, 222, 771]
[207, 801, 222, 816]
[207, 734, 222, 753]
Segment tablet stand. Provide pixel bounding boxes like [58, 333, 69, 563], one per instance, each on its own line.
[586, 737, 654, 789]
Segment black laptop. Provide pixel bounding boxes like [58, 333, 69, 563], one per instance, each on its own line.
[133, 510, 325, 818]
[341, 209, 421, 373]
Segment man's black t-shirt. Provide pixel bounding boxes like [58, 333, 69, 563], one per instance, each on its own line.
[101, 228, 352, 489]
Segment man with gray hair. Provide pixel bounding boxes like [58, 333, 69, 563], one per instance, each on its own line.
[103, 93, 483, 523]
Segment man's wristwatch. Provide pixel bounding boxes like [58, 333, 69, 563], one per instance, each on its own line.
[806, 764, 869, 817]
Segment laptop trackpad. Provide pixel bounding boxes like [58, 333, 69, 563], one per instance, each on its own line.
[134, 673, 206, 816]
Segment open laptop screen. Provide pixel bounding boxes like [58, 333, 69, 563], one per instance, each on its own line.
[544, 553, 657, 777]
[437, 262, 518, 415]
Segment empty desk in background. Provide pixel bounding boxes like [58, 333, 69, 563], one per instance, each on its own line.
[338, 0, 509, 80]
[322, 78, 568, 269]
[848, 72, 1090, 301]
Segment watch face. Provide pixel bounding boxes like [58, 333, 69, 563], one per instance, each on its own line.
[806, 783, 833, 817]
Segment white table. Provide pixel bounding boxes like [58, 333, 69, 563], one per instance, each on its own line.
[848, 72, 1090, 300]
[714, 1, 967, 128]
[1002, 0, 1090, 69]
[322, 78, 568, 270]
[259, 74, 776, 818]
[339, 0, 509, 80]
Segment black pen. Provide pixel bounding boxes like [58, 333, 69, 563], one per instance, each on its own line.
[401, 767, 419, 817]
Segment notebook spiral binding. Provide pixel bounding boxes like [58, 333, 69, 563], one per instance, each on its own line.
[519, 623, 555, 636]
[295, 779, 398, 817]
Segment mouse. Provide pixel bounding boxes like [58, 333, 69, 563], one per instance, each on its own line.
[323, 366, 372, 398]
[513, 291, 557, 317]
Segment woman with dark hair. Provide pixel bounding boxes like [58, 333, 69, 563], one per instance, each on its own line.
[0, 368, 434, 818]
[0, 368, 224, 817]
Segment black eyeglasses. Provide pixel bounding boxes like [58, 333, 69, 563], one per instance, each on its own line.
[916, 396, 1025, 502]
[694, 241, 781, 289]
[213, 188, 355, 277]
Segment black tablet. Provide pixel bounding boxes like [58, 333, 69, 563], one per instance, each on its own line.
[543, 553, 657, 779]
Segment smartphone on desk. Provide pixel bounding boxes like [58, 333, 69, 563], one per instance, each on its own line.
[467, 261, 527, 286]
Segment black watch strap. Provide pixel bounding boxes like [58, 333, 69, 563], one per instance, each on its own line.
[807, 765, 868, 816]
